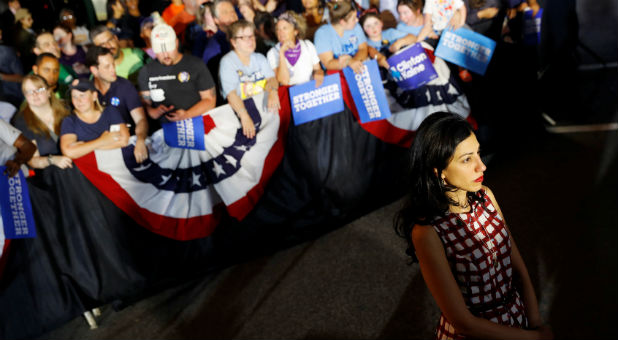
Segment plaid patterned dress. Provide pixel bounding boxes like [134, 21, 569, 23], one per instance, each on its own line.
[431, 189, 528, 339]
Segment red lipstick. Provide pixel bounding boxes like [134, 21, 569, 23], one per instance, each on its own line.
[474, 175, 484, 183]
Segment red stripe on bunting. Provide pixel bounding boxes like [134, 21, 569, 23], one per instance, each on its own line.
[203, 115, 216, 134]
[329, 70, 419, 148]
[74, 153, 223, 240]
[226, 86, 291, 220]
[0, 239, 10, 281]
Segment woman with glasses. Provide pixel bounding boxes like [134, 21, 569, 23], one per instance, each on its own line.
[59, 79, 129, 159]
[219, 20, 279, 139]
[313, 0, 368, 73]
[267, 11, 324, 87]
[11, 74, 72, 169]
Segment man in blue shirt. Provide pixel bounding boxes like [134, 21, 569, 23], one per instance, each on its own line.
[86, 45, 148, 163]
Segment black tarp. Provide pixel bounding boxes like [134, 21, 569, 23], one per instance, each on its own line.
[0, 106, 408, 339]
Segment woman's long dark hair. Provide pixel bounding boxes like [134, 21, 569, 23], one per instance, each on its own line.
[394, 112, 479, 262]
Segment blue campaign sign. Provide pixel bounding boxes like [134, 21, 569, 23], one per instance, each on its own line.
[435, 28, 496, 75]
[523, 8, 543, 46]
[0, 167, 36, 239]
[387, 43, 438, 90]
[343, 59, 392, 124]
[288, 74, 344, 125]
[162, 116, 206, 150]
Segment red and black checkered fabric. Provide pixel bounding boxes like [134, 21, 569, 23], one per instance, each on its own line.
[431, 189, 528, 339]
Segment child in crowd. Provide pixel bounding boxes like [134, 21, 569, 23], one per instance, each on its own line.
[360, 9, 417, 58]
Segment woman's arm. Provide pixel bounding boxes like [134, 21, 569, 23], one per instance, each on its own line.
[265, 77, 280, 113]
[27, 142, 72, 169]
[389, 34, 417, 53]
[318, 51, 352, 71]
[413, 224, 551, 339]
[415, 13, 434, 43]
[348, 42, 369, 73]
[312, 63, 324, 87]
[226, 91, 256, 139]
[484, 186, 545, 329]
[275, 45, 292, 86]
[60, 125, 130, 159]
[448, 5, 467, 30]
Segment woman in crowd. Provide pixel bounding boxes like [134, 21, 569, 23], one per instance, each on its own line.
[396, 0, 427, 36]
[313, 0, 368, 74]
[266, 11, 324, 87]
[59, 8, 90, 46]
[53, 25, 90, 79]
[12, 74, 72, 169]
[395, 112, 553, 339]
[219, 20, 279, 139]
[60, 79, 129, 159]
[301, 0, 328, 41]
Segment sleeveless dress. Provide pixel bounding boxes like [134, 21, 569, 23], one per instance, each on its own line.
[431, 189, 528, 339]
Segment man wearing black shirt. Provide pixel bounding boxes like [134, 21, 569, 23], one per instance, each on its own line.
[138, 23, 216, 123]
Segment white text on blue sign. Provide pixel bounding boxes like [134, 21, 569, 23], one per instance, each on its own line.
[292, 84, 341, 112]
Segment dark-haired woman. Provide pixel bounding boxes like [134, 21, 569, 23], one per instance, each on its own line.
[395, 112, 553, 339]
[12, 74, 72, 169]
[313, 0, 368, 74]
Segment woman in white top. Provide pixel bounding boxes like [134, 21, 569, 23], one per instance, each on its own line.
[267, 11, 324, 87]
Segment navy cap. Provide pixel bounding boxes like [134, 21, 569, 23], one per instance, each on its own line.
[68, 79, 96, 93]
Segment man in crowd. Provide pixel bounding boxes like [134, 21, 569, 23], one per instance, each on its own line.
[32, 31, 75, 87]
[138, 23, 216, 124]
[204, 0, 236, 67]
[87, 45, 148, 163]
[90, 26, 145, 84]
[32, 53, 64, 99]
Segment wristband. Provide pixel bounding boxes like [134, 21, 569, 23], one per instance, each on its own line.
[47, 154, 53, 166]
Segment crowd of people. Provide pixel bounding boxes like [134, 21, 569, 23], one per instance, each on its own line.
[1, 0, 549, 338]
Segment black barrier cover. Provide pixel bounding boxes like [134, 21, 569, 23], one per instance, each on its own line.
[0, 106, 407, 339]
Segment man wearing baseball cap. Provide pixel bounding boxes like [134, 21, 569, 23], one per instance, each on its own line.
[137, 23, 216, 124]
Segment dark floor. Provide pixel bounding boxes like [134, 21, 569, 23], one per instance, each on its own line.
[37, 42, 618, 339]
[38, 117, 617, 339]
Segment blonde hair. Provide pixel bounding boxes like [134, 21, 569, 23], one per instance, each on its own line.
[21, 74, 70, 137]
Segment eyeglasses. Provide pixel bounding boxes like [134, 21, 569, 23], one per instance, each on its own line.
[234, 34, 255, 41]
[25, 87, 47, 96]
[61, 15, 74, 21]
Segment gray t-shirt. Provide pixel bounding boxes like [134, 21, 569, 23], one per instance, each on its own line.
[219, 51, 274, 99]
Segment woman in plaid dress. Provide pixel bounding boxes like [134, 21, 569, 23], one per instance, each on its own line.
[395, 112, 553, 339]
